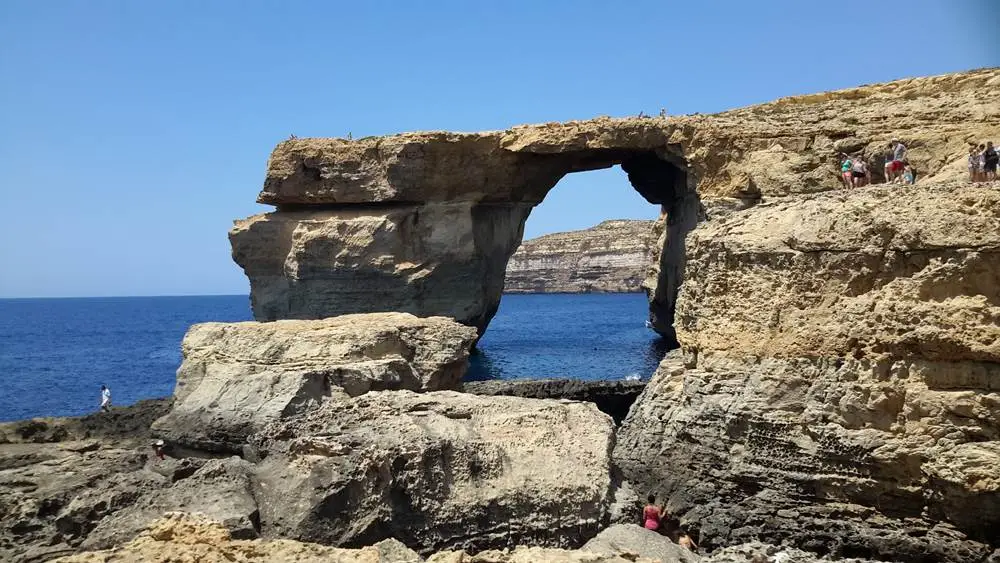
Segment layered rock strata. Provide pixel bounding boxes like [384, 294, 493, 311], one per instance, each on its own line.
[615, 183, 1000, 562]
[151, 313, 477, 453]
[464, 378, 647, 424]
[503, 220, 657, 293]
[232, 69, 999, 338]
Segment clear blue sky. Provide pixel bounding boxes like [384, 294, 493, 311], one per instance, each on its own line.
[1, 0, 996, 297]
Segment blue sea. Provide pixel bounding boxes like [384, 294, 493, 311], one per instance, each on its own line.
[0, 294, 668, 422]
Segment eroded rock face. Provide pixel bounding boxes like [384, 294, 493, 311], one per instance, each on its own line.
[249, 390, 618, 554]
[504, 220, 657, 293]
[81, 457, 259, 551]
[615, 183, 1000, 561]
[151, 313, 478, 453]
[231, 205, 531, 332]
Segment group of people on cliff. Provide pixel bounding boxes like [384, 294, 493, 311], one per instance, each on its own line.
[839, 139, 914, 189]
[840, 139, 999, 189]
[969, 141, 998, 182]
[642, 494, 699, 551]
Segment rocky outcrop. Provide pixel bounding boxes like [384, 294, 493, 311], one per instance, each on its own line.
[0, 398, 171, 445]
[59, 513, 857, 562]
[56, 513, 669, 563]
[0, 440, 166, 562]
[615, 183, 1000, 561]
[80, 457, 259, 550]
[54, 512, 427, 563]
[464, 378, 647, 424]
[503, 220, 657, 293]
[250, 390, 619, 553]
[151, 313, 477, 453]
[581, 524, 698, 562]
[232, 69, 999, 338]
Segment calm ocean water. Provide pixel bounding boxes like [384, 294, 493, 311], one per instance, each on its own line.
[0, 293, 668, 421]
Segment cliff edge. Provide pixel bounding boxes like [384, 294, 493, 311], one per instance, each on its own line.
[504, 220, 657, 293]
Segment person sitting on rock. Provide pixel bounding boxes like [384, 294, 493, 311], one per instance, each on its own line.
[678, 528, 698, 552]
[642, 494, 666, 532]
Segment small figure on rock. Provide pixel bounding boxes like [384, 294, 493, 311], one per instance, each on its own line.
[851, 154, 869, 188]
[642, 494, 666, 532]
[984, 141, 998, 181]
[969, 146, 980, 182]
[840, 154, 853, 189]
[976, 144, 987, 181]
[884, 139, 907, 183]
[99, 385, 111, 413]
[152, 439, 166, 461]
[903, 161, 916, 185]
[678, 528, 698, 552]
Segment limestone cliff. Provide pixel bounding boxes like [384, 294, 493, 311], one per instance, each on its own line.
[233, 68, 998, 338]
[615, 182, 1000, 561]
[503, 220, 657, 293]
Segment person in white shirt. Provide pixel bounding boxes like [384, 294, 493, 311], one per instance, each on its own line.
[100, 385, 112, 412]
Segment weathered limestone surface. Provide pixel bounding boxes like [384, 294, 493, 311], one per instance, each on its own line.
[58, 513, 671, 563]
[231, 205, 531, 331]
[249, 390, 619, 554]
[80, 457, 259, 550]
[151, 313, 477, 453]
[59, 513, 861, 563]
[504, 220, 657, 293]
[615, 183, 1000, 562]
[236, 69, 999, 337]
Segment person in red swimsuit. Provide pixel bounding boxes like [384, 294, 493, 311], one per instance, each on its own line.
[642, 494, 665, 532]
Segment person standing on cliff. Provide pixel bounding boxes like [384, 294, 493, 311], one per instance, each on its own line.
[99, 385, 111, 412]
[984, 141, 998, 181]
[851, 155, 869, 188]
[840, 154, 854, 189]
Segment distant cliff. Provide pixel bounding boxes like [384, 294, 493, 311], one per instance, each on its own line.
[504, 219, 657, 293]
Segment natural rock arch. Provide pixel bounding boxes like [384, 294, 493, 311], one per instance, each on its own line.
[231, 126, 700, 341]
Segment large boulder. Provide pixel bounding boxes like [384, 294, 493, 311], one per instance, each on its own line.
[151, 313, 477, 453]
[615, 183, 1000, 562]
[582, 524, 699, 563]
[250, 390, 619, 554]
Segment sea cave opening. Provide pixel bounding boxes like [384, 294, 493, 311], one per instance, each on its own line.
[467, 149, 698, 387]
